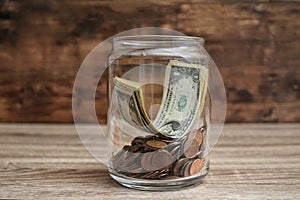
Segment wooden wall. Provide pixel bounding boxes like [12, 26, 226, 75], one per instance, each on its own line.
[0, 0, 299, 123]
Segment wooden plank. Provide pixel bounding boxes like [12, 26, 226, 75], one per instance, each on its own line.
[0, 123, 299, 199]
[0, 1, 299, 122]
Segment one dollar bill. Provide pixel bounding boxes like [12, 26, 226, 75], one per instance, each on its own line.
[113, 60, 208, 138]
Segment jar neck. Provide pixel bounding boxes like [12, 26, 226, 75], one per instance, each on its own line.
[112, 35, 205, 51]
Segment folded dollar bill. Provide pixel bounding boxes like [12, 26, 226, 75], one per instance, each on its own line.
[113, 60, 208, 138]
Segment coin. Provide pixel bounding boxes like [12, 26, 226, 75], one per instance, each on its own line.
[182, 161, 193, 177]
[173, 158, 189, 176]
[112, 147, 130, 167]
[146, 140, 168, 148]
[127, 166, 144, 174]
[189, 159, 204, 176]
[151, 149, 173, 170]
[123, 145, 130, 151]
[113, 124, 207, 179]
[183, 139, 200, 158]
[143, 144, 159, 152]
[140, 171, 156, 179]
[128, 144, 142, 152]
[132, 136, 146, 145]
[141, 152, 155, 171]
[125, 152, 141, 165]
[189, 129, 203, 146]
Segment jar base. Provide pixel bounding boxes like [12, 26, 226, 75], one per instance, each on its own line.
[109, 167, 209, 191]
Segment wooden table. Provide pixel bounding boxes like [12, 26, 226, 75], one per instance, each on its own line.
[0, 124, 299, 199]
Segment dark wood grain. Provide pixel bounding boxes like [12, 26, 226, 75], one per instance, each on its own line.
[0, 123, 299, 199]
[0, 0, 299, 123]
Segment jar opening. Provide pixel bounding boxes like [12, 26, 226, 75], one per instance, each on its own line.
[112, 35, 205, 50]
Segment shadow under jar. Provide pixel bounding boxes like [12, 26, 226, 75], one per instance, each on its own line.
[107, 35, 211, 190]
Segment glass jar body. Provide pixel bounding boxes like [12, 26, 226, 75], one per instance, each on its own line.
[107, 35, 211, 190]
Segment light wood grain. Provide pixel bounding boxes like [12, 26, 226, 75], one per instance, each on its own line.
[0, 123, 299, 199]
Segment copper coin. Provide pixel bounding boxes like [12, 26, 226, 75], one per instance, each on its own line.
[123, 145, 130, 151]
[113, 149, 125, 162]
[127, 166, 144, 174]
[179, 160, 189, 177]
[140, 171, 156, 179]
[142, 145, 157, 152]
[142, 170, 161, 179]
[118, 153, 139, 171]
[122, 161, 139, 173]
[151, 149, 173, 170]
[183, 161, 193, 177]
[183, 139, 200, 158]
[189, 159, 204, 176]
[141, 152, 155, 171]
[189, 129, 203, 146]
[146, 140, 168, 148]
[128, 144, 141, 152]
[112, 147, 130, 167]
[132, 136, 146, 145]
[173, 158, 189, 176]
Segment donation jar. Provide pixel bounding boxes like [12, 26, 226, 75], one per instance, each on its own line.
[107, 35, 213, 190]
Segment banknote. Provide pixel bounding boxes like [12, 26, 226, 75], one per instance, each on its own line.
[153, 60, 208, 138]
[113, 77, 157, 133]
[113, 60, 208, 138]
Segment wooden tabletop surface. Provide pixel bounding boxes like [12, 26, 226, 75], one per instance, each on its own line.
[0, 124, 299, 199]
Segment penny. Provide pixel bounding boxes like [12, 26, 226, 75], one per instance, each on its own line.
[189, 159, 204, 176]
[127, 166, 144, 174]
[142, 167, 170, 179]
[122, 162, 140, 173]
[141, 152, 154, 171]
[142, 170, 159, 179]
[112, 125, 207, 180]
[140, 171, 156, 179]
[146, 140, 168, 148]
[132, 136, 146, 145]
[173, 158, 189, 176]
[179, 160, 188, 177]
[112, 147, 130, 167]
[128, 144, 142, 152]
[113, 149, 125, 163]
[123, 145, 130, 151]
[189, 129, 203, 146]
[183, 161, 193, 177]
[151, 149, 173, 170]
[125, 152, 142, 166]
[143, 145, 158, 152]
[183, 139, 200, 158]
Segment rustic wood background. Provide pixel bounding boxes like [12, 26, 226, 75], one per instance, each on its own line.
[0, 0, 299, 123]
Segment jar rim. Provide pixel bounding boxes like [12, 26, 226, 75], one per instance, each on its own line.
[113, 35, 205, 45]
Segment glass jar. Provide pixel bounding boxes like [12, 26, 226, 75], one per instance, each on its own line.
[107, 35, 211, 190]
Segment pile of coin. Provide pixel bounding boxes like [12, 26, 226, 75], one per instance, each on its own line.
[112, 126, 206, 180]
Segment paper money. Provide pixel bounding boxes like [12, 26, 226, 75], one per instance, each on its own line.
[153, 60, 208, 138]
[113, 60, 208, 138]
[113, 77, 157, 133]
